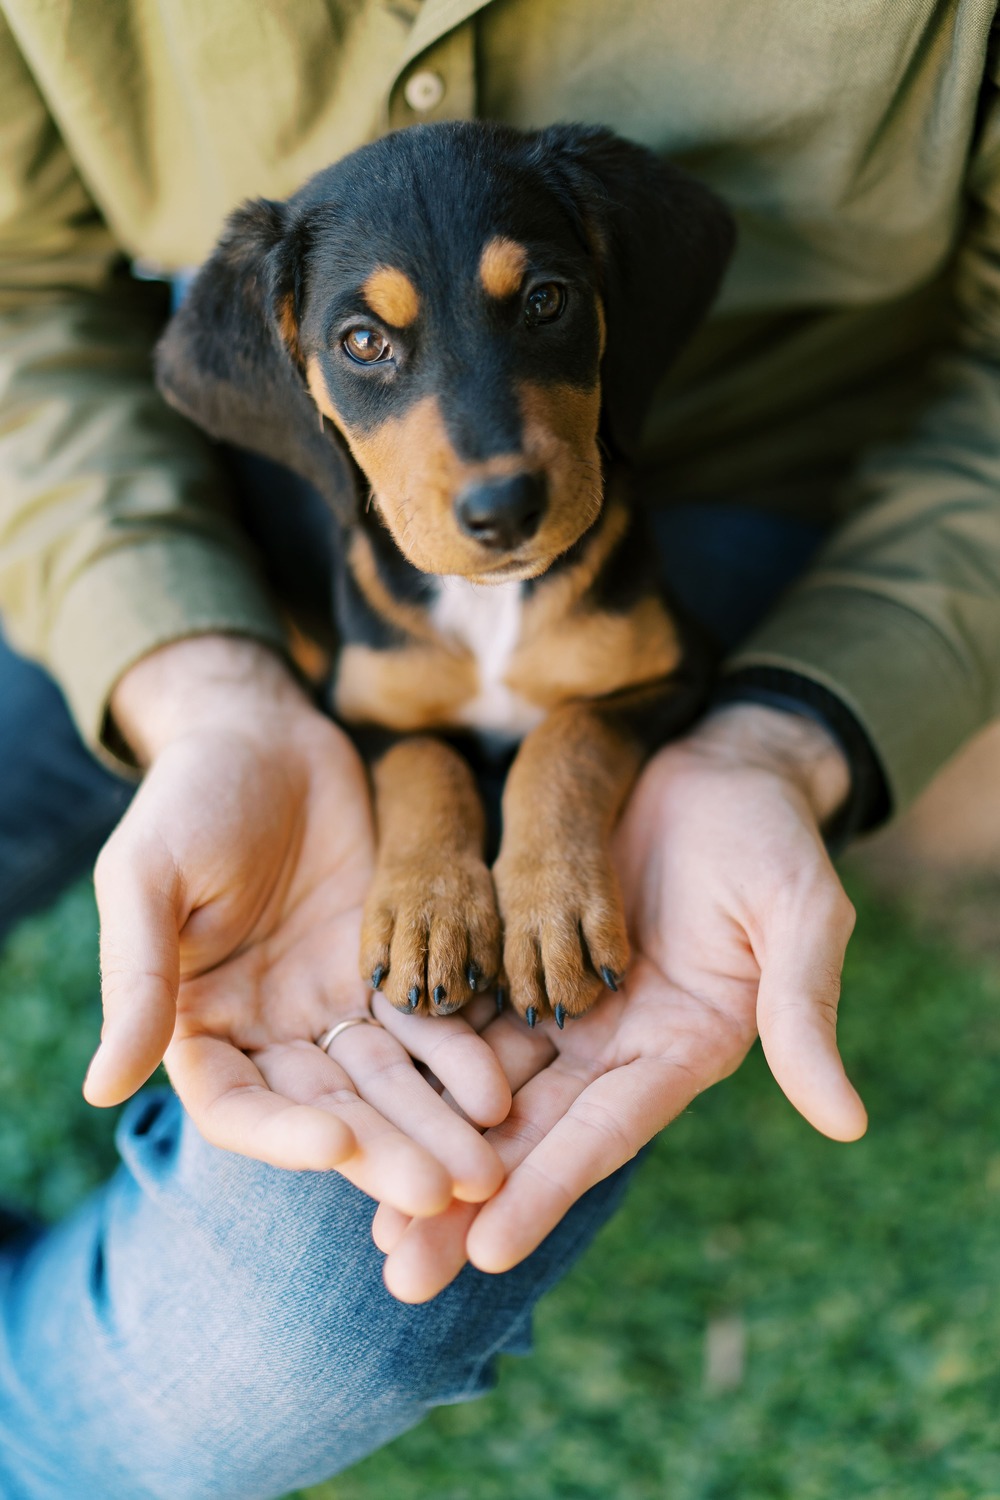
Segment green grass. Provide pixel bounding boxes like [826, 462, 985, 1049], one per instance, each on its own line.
[0, 882, 118, 1220]
[2, 877, 1000, 1499]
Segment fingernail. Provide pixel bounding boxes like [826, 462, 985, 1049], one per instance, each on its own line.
[495, 987, 506, 1015]
[407, 987, 420, 1010]
[371, 966, 385, 990]
[433, 985, 447, 1006]
[467, 963, 480, 991]
[526, 1006, 537, 1028]
[600, 966, 619, 992]
[554, 1004, 566, 1029]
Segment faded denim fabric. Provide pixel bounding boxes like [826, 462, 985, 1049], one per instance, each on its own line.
[0, 1090, 637, 1498]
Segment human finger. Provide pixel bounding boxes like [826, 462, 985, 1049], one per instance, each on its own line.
[466, 1049, 708, 1275]
[85, 827, 182, 1107]
[374, 1015, 554, 1299]
[169, 1034, 456, 1215]
[754, 876, 867, 1142]
[372, 993, 513, 1129]
[382, 1046, 594, 1301]
[375, 1010, 560, 1301]
[472, 1007, 558, 1095]
[371, 1008, 555, 1290]
[372, 1201, 410, 1253]
[458, 993, 507, 1032]
[165, 1033, 357, 1168]
[257, 1031, 502, 1203]
[382, 1199, 480, 1304]
[416, 995, 555, 1115]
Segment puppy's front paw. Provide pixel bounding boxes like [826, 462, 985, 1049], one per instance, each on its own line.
[360, 854, 501, 1016]
[493, 852, 630, 1028]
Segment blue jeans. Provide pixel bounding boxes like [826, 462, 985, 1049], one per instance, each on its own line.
[0, 487, 822, 1498]
[0, 1091, 636, 1499]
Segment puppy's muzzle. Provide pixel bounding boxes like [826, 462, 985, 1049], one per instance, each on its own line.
[455, 472, 547, 551]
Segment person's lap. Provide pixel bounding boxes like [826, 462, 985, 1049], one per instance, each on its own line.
[0, 473, 823, 1498]
[0, 1089, 636, 1499]
[0, 639, 132, 943]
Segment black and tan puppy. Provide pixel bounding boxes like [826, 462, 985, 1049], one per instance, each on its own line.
[156, 121, 735, 1028]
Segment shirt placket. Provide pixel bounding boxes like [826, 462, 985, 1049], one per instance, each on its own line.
[382, 0, 496, 131]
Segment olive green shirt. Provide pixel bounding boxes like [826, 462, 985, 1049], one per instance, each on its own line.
[2, 0, 999, 809]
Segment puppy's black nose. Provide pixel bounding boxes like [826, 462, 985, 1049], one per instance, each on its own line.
[455, 473, 547, 550]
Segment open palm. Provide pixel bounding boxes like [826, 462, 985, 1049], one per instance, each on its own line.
[86, 668, 509, 1217]
[376, 707, 868, 1301]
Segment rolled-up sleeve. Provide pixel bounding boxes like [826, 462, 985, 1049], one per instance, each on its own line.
[0, 14, 287, 764]
[725, 73, 1000, 814]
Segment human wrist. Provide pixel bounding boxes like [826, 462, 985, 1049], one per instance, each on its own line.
[688, 703, 852, 825]
[110, 634, 313, 765]
[711, 667, 890, 842]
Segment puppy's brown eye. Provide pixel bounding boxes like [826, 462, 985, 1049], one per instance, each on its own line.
[343, 327, 392, 364]
[524, 283, 566, 326]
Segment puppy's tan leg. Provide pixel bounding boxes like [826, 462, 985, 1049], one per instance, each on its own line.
[361, 737, 500, 1015]
[493, 704, 642, 1026]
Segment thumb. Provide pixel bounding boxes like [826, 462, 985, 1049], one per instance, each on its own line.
[84, 829, 182, 1107]
[755, 879, 868, 1142]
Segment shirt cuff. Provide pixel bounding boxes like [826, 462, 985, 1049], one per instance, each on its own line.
[722, 583, 989, 817]
[711, 666, 891, 850]
[48, 536, 290, 772]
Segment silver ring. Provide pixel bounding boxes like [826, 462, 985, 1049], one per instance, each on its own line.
[315, 1015, 383, 1053]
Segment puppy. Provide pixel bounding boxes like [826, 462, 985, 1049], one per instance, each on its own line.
[156, 121, 735, 1027]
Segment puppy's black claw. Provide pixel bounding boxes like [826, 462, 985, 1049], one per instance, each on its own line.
[433, 985, 447, 1006]
[600, 966, 619, 992]
[495, 987, 506, 1015]
[554, 1004, 566, 1029]
[407, 987, 420, 1011]
[467, 963, 481, 992]
[371, 966, 385, 991]
[526, 1006, 538, 1029]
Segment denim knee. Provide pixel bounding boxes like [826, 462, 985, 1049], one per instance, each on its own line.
[0, 631, 131, 940]
[0, 1091, 635, 1499]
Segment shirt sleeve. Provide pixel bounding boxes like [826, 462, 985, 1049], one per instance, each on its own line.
[724, 65, 1000, 816]
[0, 15, 288, 767]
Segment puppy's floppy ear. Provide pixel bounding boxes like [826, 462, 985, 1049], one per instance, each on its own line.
[535, 125, 736, 460]
[155, 198, 353, 519]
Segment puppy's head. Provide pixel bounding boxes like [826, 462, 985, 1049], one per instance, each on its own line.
[157, 122, 734, 582]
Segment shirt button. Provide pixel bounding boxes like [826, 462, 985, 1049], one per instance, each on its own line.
[404, 69, 446, 113]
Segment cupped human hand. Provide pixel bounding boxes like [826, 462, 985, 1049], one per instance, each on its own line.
[83, 636, 510, 1215]
[375, 703, 868, 1300]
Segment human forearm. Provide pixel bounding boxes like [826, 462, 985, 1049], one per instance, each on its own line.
[0, 15, 287, 763]
[725, 159, 1000, 816]
[724, 476, 1000, 818]
[0, 285, 290, 762]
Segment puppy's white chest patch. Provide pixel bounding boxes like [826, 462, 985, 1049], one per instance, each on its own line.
[430, 577, 545, 741]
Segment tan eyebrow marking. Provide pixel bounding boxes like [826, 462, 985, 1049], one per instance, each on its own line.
[362, 266, 420, 327]
[479, 236, 528, 299]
